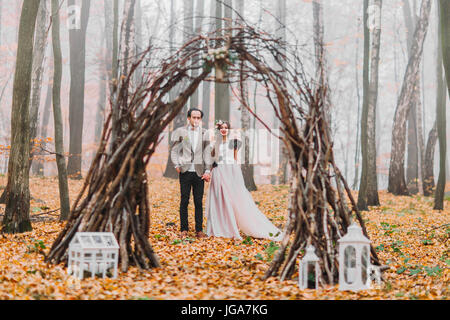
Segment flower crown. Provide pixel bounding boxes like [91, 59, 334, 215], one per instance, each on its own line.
[215, 119, 226, 130]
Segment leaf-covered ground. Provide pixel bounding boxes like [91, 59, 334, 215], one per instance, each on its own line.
[0, 176, 448, 300]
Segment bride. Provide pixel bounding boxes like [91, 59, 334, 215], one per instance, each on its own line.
[205, 120, 283, 241]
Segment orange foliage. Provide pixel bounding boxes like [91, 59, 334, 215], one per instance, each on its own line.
[0, 176, 447, 300]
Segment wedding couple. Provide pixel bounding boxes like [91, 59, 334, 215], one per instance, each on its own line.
[170, 108, 282, 241]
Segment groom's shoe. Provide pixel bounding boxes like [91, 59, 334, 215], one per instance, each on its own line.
[180, 231, 188, 239]
[195, 231, 207, 238]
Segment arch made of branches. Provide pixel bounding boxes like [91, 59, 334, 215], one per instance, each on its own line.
[46, 24, 380, 282]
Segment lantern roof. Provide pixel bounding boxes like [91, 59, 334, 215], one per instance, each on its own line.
[69, 232, 119, 249]
[302, 244, 320, 262]
[338, 223, 371, 244]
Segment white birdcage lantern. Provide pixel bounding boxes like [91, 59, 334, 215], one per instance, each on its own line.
[338, 223, 372, 291]
[68, 232, 119, 279]
[299, 245, 320, 290]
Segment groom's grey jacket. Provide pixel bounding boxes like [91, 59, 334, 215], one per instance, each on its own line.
[170, 125, 213, 177]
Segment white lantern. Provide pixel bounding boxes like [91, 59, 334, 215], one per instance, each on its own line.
[68, 232, 119, 279]
[338, 223, 371, 291]
[299, 245, 320, 290]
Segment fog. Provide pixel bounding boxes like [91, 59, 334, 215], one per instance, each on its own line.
[0, 0, 448, 189]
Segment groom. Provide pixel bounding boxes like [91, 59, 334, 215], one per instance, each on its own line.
[171, 108, 212, 239]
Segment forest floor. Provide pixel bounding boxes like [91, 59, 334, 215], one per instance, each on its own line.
[0, 175, 448, 300]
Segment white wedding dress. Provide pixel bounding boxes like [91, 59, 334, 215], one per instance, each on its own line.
[206, 141, 283, 241]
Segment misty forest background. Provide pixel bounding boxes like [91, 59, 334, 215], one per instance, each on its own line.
[0, 0, 448, 196]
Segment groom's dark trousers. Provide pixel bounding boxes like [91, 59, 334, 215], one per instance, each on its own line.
[179, 171, 204, 232]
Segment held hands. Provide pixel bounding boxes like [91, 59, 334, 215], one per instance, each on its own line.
[201, 172, 211, 182]
[176, 167, 210, 182]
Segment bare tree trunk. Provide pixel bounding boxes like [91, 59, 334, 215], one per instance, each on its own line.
[2, 0, 41, 233]
[67, 0, 91, 179]
[240, 83, 257, 191]
[202, 0, 215, 130]
[415, 73, 425, 195]
[32, 78, 52, 176]
[423, 121, 437, 196]
[163, 0, 190, 179]
[357, 0, 371, 210]
[434, 0, 448, 209]
[358, 0, 381, 208]
[439, 0, 450, 97]
[406, 105, 419, 193]
[353, 15, 362, 191]
[365, 0, 381, 206]
[272, 0, 288, 185]
[51, 0, 71, 221]
[404, 0, 417, 194]
[404, 0, 425, 195]
[236, 0, 257, 191]
[0, 0, 7, 180]
[29, 0, 49, 172]
[107, 0, 119, 151]
[183, 0, 194, 96]
[190, 0, 204, 110]
[94, 33, 107, 144]
[101, 0, 114, 139]
[388, 0, 432, 196]
[214, 0, 230, 122]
